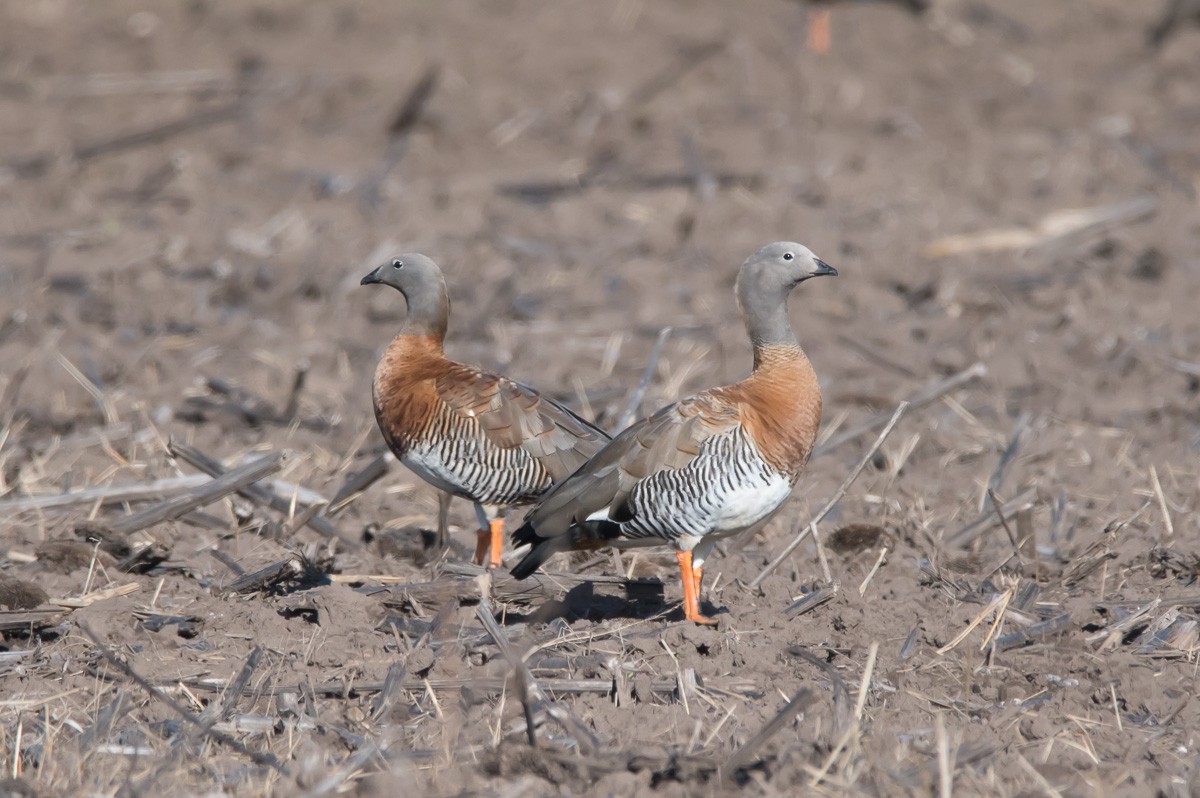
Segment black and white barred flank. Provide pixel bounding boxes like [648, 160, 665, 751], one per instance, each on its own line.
[402, 403, 551, 507]
[605, 427, 790, 542]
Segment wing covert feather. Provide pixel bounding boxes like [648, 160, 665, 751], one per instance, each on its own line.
[433, 367, 610, 481]
[523, 393, 742, 538]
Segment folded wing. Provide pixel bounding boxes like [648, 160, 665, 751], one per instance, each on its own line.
[434, 366, 611, 483]
[511, 393, 742, 576]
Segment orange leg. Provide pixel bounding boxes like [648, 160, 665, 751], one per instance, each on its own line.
[676, 551, 718, 626]
[473, 519, 505, 569]
[473, 527, 490, 566]
[807, 9, 831, 54]
[693, 566, 703, 602]
[435, 492, 452, 549]
[488, 518, 504, 570]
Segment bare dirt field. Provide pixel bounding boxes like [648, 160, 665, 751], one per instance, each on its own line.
[1, 0, 1199, 795]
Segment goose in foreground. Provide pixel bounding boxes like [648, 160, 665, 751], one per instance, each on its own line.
[510, 242, 836, 624]
[361, 254, 611, 568]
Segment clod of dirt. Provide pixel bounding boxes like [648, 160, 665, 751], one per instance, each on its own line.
[0, 778, 37, 797]
[370, 525, 440, 566]
[627, 557, 663, 580]
[47, 275, 90, 295]
[34, 539, 116, 573]
[1145, 547, 1200, 581]
[407, 646, 435, 677]
[524, 598, 571, 625]
[140, 613, 205, 638]
[1091, 237, 1118, 258]
[829, 523, 887, 554]
[0, 576, 48, 609]
[487, 744, 576, 783]
[74, 520, 132, 557]
[1130, 246, 1167, 281]
[943, 553, 986, 575]
[891, 278, 938, 308]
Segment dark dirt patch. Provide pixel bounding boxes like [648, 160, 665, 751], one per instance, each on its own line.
[0, 578, 48, 610]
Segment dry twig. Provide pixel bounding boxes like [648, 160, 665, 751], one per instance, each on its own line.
[813, 364, 983, 457]
[103, 452, 284, 536]
[924, 196, 1157, 258]
[752, 402, 908, 588]
[168, 440, 340, 541]
[722, 688, 815, 778]
[77, 621, 288, 776]
[945, 486, 1038, 548]
[10, 104, 243, 178]
[785, 585, 838, 618]
[616, 327, 672, 430]
[225, 557, 310, 594]
[787, 646, 852, 733]
[327, 453, 392, 515]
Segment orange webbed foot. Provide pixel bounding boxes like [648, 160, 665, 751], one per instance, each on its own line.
[684, 607, 721, 626]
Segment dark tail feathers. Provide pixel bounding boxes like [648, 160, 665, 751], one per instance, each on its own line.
[510, 535, 564, 580]
[509, 520, 621, 580]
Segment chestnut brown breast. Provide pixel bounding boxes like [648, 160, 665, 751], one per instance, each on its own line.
[716, 343, 822, 479]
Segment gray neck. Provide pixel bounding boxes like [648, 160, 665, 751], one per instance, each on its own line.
[739, 280, 799, 362]
[399, 280, 450, 339]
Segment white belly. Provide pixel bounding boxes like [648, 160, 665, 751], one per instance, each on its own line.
[402, 446, 471, 497]
[712, 471, 793, 531]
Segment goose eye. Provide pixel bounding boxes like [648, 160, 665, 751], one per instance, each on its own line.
[782, 252, 794, 261]
[392, 259, 404, 269]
